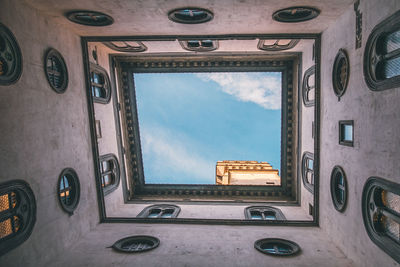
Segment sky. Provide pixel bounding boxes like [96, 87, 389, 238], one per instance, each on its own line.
[134, 71, 282, 184]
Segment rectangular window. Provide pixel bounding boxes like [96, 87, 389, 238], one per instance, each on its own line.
[339, 120, 354, 146]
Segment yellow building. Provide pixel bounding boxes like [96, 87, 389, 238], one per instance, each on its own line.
[215, 160, 281, 186]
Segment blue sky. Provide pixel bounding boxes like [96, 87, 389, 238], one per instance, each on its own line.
[134, 72, 282, 184]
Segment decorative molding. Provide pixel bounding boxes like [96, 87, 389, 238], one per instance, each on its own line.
[354, 0, 362, 49]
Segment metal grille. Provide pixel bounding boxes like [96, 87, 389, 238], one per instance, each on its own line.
[47, 56, 62, 88]
[0, 218, 13, 239]
[0, 58, 6, 76]
[0, 193, 9, 212]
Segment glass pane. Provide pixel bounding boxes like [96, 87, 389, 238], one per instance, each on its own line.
[263, 40, 277, 46]
[160, 209, 174, 218]
[381, 215, 400, 242]
[277, 243, 293, 254]
[378, 56, 400, 79]
[201, 40, 213, 47]
[277, 39, 292, 46]
[382, 30, 400, 54]
[0, 218, 13, 239]
[382, 190, 400, 214]
[342, 124, 353, 141]
[102, 160, 111, 172]
[187, 41, 200, 48]
[261, 243, 276, 253]
[0, 194, 10, 212]
[307, 159, 313, 170]
[110, 41, 127, 48]
[307, 73, 315, 88]
[307, 88, 315, 101]
[103, 174, 113, 187]
[148, 209, 161, 218]
[264, 211, 276, 220]
[250, 211, 262, 220]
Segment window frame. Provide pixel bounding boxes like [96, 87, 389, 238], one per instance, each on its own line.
[0, 180, 36, 256]
[254, 238, 301, 256]
[44, 48, 68, 93]
[90, 62, 112, 104]
[117, 54, 295, 201]
[257, 39, 300, 51]
[339, 120, 354, 147]
[137, 204, 181, 218]
[99, 154, 121, 196]
[364, 10, 400, 91]
[301, 152, 314, 194]
[179, 39, 219, 52]
[302, 65, 315, 107]
[362, 177, 400, 263]
[0, 22, 23, 86]
[332, 49, 350, 100]
[330, 166, 348, 212]
[57, 168, 80, 215]
[244, 206, 286, 220]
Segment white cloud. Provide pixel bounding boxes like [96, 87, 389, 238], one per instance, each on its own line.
[141, 125, 214, 184]
[196, 72, 281, 110]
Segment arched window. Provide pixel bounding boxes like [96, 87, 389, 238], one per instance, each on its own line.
[99, 154, 120, 195]
[302, 65, 315, 107]
[364, 10, 400, 91]
[301, 152, 314, 193]
[137, 204, 180, 218]
[362, 177, 400, 263]
[179, 40, 218, 52]
[0, 180, 36, 256]
[245, 206, 286, 220]
[257, 39, 299, 51]
[90, 63, 111, 104]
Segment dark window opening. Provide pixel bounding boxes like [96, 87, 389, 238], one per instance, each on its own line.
[0, 180, 36, 256]
[99, 154, 120, 195]
[255, 238, 300, 256]
[362, 177, 400, 263]
[168, 8, 213, 24]
[180, 40, 218, 51]
[272, 6, 320, 23]
[112, 235, 160, 253]
[66, 11, 114, 26]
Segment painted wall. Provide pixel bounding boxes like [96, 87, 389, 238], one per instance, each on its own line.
[0, 0, 98, 265]
[319, 0, 400, 266]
